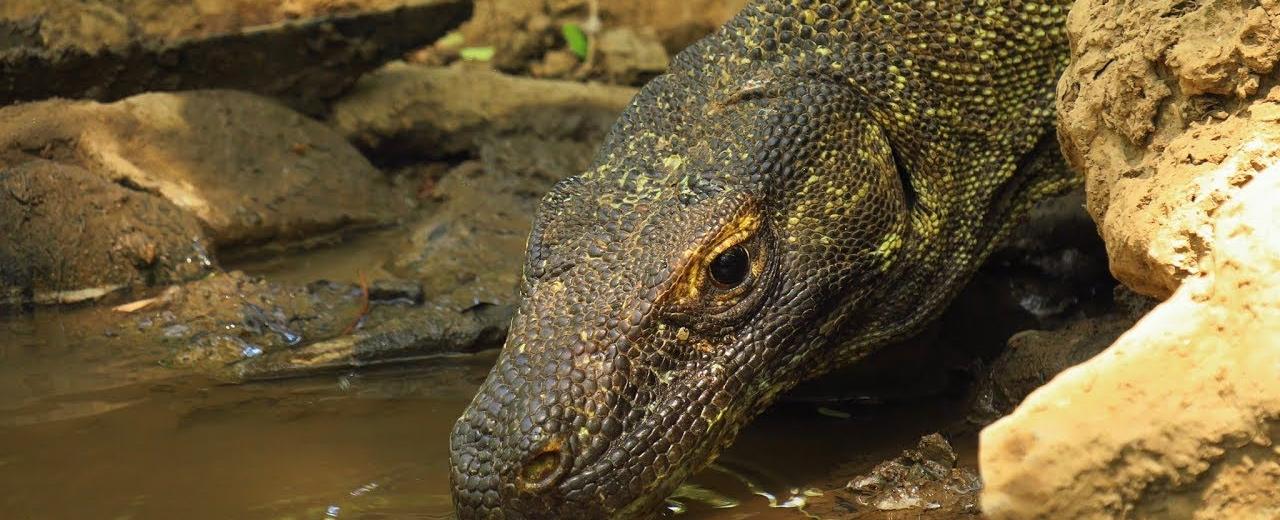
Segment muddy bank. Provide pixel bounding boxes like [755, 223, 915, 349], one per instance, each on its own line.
[0, 0, 471, 114]
[107, 271, 508, 381]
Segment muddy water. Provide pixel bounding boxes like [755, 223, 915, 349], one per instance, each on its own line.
[1, 241, 971, 519]
[0, 307, 968, 520]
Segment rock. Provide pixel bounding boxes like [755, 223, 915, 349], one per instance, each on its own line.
[391, 162, 531, 311]
[0, 0, 473, 114]
[982, 1, 1280, 513]
[330, 63, 636, 160]
[982, 1, 1280, 515]
[980, 171, 1280, 519]
[368, 279, 424, 304]
[0, 19, 43, 52]
[530, 49, 581, 79]
[133, 273, 361, 374]
[0, 1, 136, 52]
[236, 302, 510, 380]
[123, 270, 508, 381]
[596, 27, 669, 84]
[105, 80, 607, 376]
[967, 308, 1135, 423]
[0, 160, 211, 307]
[0, 90, 403, 247]
[389, 122, 603, 310]
[1056, 0, 1280, 299]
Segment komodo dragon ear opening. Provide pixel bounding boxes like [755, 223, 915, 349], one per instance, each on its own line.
[890, 144, 919, 209]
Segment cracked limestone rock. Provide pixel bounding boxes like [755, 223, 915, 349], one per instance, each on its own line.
[983, 2, 1280, 514]
[980, 158, 1280, 520]
[1056, 0, 1280, 298]
[982, 1, 1280, 515]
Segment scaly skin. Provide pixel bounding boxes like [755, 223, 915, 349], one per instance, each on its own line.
[450, 1, 1075, 517]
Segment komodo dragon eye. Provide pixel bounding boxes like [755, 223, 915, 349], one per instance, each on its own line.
[708, 245, 749, 287]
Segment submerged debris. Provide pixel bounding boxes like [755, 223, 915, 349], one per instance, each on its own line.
[805, 434, 982, 518]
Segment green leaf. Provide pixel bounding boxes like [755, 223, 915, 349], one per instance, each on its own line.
[562, 23, 589, 59]
[437, 30, 465, 49]
[458, 46, 495, 62]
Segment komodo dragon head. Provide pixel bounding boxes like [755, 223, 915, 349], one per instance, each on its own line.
[449, 0, 1069, 517]
[450, 70, 922, 518]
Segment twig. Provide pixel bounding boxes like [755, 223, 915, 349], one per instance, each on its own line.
[341, 270, 371, 336]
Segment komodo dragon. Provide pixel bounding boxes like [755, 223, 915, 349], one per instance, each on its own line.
[451, 0, 1074, 517]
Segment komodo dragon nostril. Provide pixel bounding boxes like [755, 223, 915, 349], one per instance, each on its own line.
[518, 437, 571, 493]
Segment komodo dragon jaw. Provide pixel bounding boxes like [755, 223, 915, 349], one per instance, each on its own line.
[450, 0, 1073, 518]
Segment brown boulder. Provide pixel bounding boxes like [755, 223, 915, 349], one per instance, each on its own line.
[0, 160, 211, 306]
[330, 63, 636, 159]
[0, 90, 402, 247]
[0, 1, 472, 113]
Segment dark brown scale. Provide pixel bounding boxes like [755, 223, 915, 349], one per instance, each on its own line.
[450, 1, 1076, 518]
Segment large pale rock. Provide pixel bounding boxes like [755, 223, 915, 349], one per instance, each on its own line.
[330, 63, 637, 159]
[0, 90, 402, 247]
[980, 170, 1280, 519]
[983, 2, 1280, 514]
[1056, 0, 1280, 299]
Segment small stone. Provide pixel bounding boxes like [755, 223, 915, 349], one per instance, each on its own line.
[369, 279, 424, 304]
[596, 27, 670, 85]
[532, 49, 581, 78]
